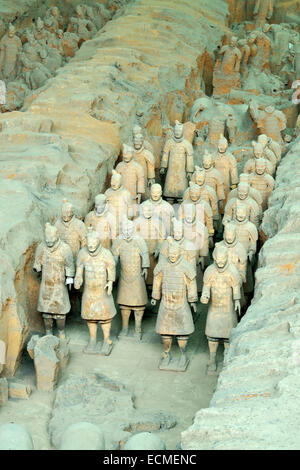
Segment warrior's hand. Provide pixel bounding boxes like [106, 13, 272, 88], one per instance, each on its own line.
[200, 295, 209, 304]
[105, 281, 113, 296]
[231, 184, 237, 190]
[148, 178, 155, 187]
[190, 302, 197, 313]
[137, 193, 142, 205]
[66, 277, 74, 291]
[151, 298, 157, 306]
[187, 172, 193, 181]
[235, 300, 241, 317]
[160, 167, 166, 176]
[74, 276, 82, 290]
[142, 268, 148, 281]
[153, 248, 160, 259]
[248, 251, 255, 263]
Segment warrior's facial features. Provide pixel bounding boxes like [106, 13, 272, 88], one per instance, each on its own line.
[253, 143, 263, 158]
[203, 155, 212, 170]
[195, 171, 205, 186]
[61, 205, 73, 223]
[123, 149, 133, 163]
[45, 226, 58, 248]
[255, 159, 266, 175]
[122, 220, 134, 240]
[111, 173, 121, 190]
[168, 244, 180, 264]
[173, 220, 183, 241]
[236, 205, 247, 222]
[8, 25, 15, 38]
[174, 123, 183, 139]
[218, 139, 228, 154]
[224, 223, 236, 244]
[133, 134, 143, 151]
[258, 134, 268, 149]
[214, 246, 228, 269]
[239, 173, 250, 184]
[151, 184, 162, 202]
[237, 182, 249, 200]
[132, 125, 142, 139]
[230, 36, 238, 47]
[87, 233, 100, 253]
[189, 187, 200, 203]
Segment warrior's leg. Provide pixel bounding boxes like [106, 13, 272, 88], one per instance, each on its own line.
[119, 307, 131, 337]
[56, 317, 66, 340]
[100, 319, 112, 345]
[85, 320, 98, 351]
[207, 337, 219, 372]
[161, 335, 172, 363]
[43, 314, 54, 336]
[177, 335, 189, 368]
[134, 307, 145, 338]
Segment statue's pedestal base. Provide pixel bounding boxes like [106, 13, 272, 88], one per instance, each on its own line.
[213, 70, 240, 97]
[158, 356, 189, 372]
[83, 341, 113, 356]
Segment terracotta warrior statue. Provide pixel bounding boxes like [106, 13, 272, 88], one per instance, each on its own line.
[213, 135, 238, 208]
[228, 173, 263, 211]
[141, 183, 174, 236]
[112, 219, 149, 340]
[253, 0, 274, 28]
[202, 151, 225, 208]
[55, 199, 87, 259]
[116, 144, 145, 206]
[133, 133, 155, 200]
[201, 245, 241, 373]
[216, 222, 247, 288]
[243, 141, 273, 176]
[186, 166, 219, 229]
[34, 18, 49, 45]
[33, 223, 75, 339]
[135, 200, 165, 288]
[85, 194, 116, 250]
[159, 218, 198, 268]
[249, 158, 275, 211]
[232, 203, 258, 295]
[249, 101, 287, 144]
[160, 120, 194, 203]
[151, 238, 197, 371]
[179, 182, 214, 239]
[223, 182, 261, 228]
[220, 36, 242, 75]
[67, 5, 95, 43]
[105, 170, 133, 236]
[257, 134, 278, 170]
[74, 228, 116, 355]
[182, 204, 209, 292]
[0, 24, 22, 80]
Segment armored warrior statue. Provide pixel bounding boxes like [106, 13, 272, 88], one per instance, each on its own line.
[55, 199, 87, 259]
[33, 223, 75, 339]
[179, 182, 214, 239]
[116, 144, 145, 205]
[228, 173, 263, 211]
[213, 36, 242, 96]
[257, 134, 278, 170]
[185, 166, 219, 227]
[160, 120, 194, 203]
[202, 151, 225, 209]
[249, 101, 287, 144]
[112, 219, 149, 340]
[232, 203, 258, 295]
[201, 245, 241, 374]
[0, 24, 22, 80]
[151, 238, 197, 371]
[249, 158, 275, 211]
[74, 228, 116, 355]
[133, 133, 155, 200]
[135, 200, 165, 287]
[213, 135, 238, 208]
[141, 183, 174, 236]
[85, 194, 116, 250]
[159, 218, 198, 268]
[223, 182, 261, 228]
[105, 170, 133, 236]
[243, 142, 273, 176]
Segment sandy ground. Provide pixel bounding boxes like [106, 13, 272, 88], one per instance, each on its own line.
[0, 302, 223, 450]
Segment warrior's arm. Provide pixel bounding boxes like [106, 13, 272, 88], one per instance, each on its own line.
[229, 157, 239, 187]
[65, 245, 75, 278]
[33, 243, 43, 272]
[185, 142, 194, 175]
[152, 270, 163, 300]
[185, 273, 198, 304]
[106, 251, 116, 283]
[137, 166, 145, 195]
[160, 140, 171, 169]
[74, 251, 84, 289]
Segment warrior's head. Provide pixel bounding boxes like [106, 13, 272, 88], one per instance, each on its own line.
[224, 222, 237, 245]
[122, 144, 134, 163]
[255, 158, 267, 175]
[213, 245, 228, 271]
[111, 169, 122, 191]
[252, 141, 264, 159]
[172, 217, 183, 241]
[203, 151, 213, 170]
[151, 183, 162, 202]
[94, 194, 107, 215]
[133, 133, 144, 151]
[61, 199, 74, 223]
[174, 120, 184, 140]
[121, 218, 134, 240]
[218, 134, 228, 154]
[45, 223, 59, 248]
[167, 237, 181, 264]
[87, 227, 101, 254]
[193, 166, 205, 186]
[237, 182, 250, 201]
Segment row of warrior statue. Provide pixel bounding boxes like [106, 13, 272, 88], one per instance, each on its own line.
[33, 120, 278, 372]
